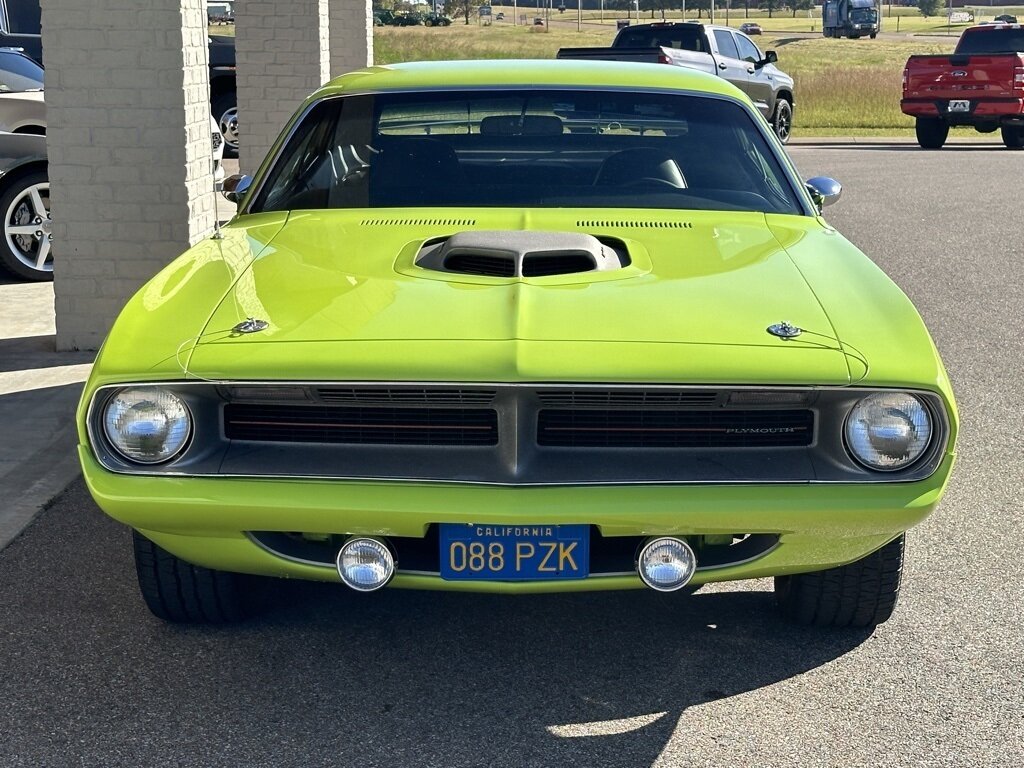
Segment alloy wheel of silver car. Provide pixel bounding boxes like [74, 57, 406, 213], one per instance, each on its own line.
[4, 180, 52, 276]
[773, 101, 792, 144]
[219, 107, 239, 151]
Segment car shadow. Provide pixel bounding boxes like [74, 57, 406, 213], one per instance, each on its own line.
[0, 334, 93, 373]
[799, 144, 1004, 152]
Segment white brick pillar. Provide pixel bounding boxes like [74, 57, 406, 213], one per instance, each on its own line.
[330, 0, 373, 77]
[40, 0, 216, 352]
[236, 0, 331, 175]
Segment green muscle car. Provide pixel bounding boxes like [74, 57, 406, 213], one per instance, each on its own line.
[78, 60, 958, 628]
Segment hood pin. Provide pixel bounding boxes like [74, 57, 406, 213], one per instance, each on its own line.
[767, 321, 802, 339]
[232, 317, 269, 335]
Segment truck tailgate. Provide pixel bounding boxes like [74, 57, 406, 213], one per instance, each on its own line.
[904, 53, 1024, 100]
[556, 46, 667, 64]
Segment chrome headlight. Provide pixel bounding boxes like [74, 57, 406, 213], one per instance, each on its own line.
[102, 387, 191, 464]
[845, 392, 932, 471]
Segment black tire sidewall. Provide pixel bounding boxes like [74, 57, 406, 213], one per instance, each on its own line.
[0, 169, 51, 282]
[773, 100, 792, 144]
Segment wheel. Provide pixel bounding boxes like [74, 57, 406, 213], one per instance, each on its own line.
[133, 530, 248, 623]
[0, 170, 51, 281]
[869, 32, 877, 39]
[915, 117, 948, 149]
[1000, 125, 1024, 149]
[775, 535, 904, 628]
[212, 90, 238, 157]
[772, 99, 793, 144]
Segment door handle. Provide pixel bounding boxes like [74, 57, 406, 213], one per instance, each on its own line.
[718, 62, 728, 70]
[747, 67, 755, 74]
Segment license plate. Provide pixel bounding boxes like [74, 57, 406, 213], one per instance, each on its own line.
[948, 100, 970, 113]
[439, 524, 589, 581]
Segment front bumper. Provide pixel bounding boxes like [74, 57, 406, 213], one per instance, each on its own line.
[81, 447, 955, 593]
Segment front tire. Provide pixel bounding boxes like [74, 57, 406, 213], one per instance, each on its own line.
[0, 170, 52, 282]
[1001, 125, 1024, 149]
[775, 535, 904, 628]
[915, 117, 948, 149]
[772, 99, 793, 144]
[133, 531, 248, 623]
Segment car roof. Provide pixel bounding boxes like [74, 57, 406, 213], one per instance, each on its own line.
[318, 59, 742, 101]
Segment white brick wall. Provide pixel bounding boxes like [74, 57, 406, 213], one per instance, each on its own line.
[331, 0, 374, 77]
[41, 0, 216, 351]
[236, 0, 332, 174]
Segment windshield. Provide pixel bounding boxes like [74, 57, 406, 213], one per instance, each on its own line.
[614, 25, 706, 52]
[251, 89, 803, 216]
[956, 28, 1024, 54]
[0, 52, 44, 92]
[851, 8, 877, 22]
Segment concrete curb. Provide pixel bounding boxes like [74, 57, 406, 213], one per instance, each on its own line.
[790, 136, 999, 146]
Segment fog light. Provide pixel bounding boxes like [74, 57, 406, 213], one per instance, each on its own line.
[336, 538, 394, 592]
[638, 537, 697, 592]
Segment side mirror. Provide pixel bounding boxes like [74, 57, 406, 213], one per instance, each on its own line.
[221, 173, 252, 205]
[756, 50, 778, 69]
[805, 177, 842, 212]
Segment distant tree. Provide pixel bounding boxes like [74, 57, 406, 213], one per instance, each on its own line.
[761, 0, 779, 18]
[446, 0, 483, 24]
[791, 0, 813, 17]
[917, 0, 945, 17]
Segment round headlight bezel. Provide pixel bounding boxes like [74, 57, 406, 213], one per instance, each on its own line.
[100, 386, 193, 465]
[843, 391, 935, 473]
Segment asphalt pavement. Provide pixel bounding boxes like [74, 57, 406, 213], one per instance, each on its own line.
[1, 145, 1022, 767]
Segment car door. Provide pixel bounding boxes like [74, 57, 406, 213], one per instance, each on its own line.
[710, 28, 754, 103]
[734, 32, 773, 118]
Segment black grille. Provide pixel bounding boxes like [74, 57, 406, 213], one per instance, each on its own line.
[225, 404, 498, 446]
[316, 387, 496, 405]
[443, 253, 515, 277]
[522, 253, 595, 277]
[537, 389, 719, 408]
[537, 409, 814, 448]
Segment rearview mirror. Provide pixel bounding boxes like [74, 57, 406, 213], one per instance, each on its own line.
[756, 50, 778, 69]
[221, 173, 252, 205]
[805, 177, 842, 212]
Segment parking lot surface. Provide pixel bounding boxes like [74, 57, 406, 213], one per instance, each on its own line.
[0, 146, 1021, 767]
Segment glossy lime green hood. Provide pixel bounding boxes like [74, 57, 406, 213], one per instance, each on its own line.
[176, 208, 853, 384]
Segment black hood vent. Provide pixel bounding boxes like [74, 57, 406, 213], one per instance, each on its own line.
[416, 231, 629, 278]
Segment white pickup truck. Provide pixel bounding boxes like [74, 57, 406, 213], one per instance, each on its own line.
[557, 22, 795, 143]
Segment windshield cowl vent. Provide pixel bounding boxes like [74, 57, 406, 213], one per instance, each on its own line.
[416, 231, 629, 278]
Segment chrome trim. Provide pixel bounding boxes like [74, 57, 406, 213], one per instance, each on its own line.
[240, 84, 816, 218]
[85, 380, 952, 486]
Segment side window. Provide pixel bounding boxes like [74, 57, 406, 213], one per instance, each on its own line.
[735, 34, 762, 65]
[5, 1, 42, 34]
[713, 29, 740, 61]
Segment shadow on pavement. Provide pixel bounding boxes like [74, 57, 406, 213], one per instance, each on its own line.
[803, 145, 1004, 152]
[0, 480, 872, 767]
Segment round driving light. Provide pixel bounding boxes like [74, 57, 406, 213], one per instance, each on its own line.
[336, 538, 395, 592]
[102, 387, 191, 464]
[638, 537, 697, 592]
[845, 392, 932, 471]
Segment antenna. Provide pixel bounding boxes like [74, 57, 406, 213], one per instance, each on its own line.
[203, 18, 224, 241]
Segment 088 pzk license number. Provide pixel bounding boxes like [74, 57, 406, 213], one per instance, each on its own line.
[439, 524, 590, 581]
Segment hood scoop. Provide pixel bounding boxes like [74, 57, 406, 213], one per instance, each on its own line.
[416, 231, 629, 279]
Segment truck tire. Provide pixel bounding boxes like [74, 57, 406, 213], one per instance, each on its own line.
[133, 530, 248, 623]
[212, 90, 238, 157]
[915, 117, 948, 149]
[1001, 125, 1024, 149]
[869, 32, 877, 39]
[772, 99, 793, 144]
[774, 535, 904, 628]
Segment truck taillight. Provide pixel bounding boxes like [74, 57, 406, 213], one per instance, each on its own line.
[658, 53, 671, 65]
[902, 68, 908, 92]
[1015, 66, 1024, 91]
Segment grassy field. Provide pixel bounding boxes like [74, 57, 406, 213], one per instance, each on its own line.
[213, 13, 1013, 135]
[374, 24, 959, 133]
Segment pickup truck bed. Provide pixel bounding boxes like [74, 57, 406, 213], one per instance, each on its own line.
[556, 22, 795, 144]
[902, 24, 1024, 148]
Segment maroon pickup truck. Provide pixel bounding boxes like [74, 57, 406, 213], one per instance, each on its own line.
[902, 24, 1024, 149]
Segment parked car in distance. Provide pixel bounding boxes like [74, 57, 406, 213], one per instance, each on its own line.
[993, 14, 1018, 23]
[739, 22, 762, 35]
[0, 131, 48, 280]
[902, 24, 1024, 149]
[0, 49, 45, 135]
[79, 60, 957, 630]
[557, 22, 795, 142]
